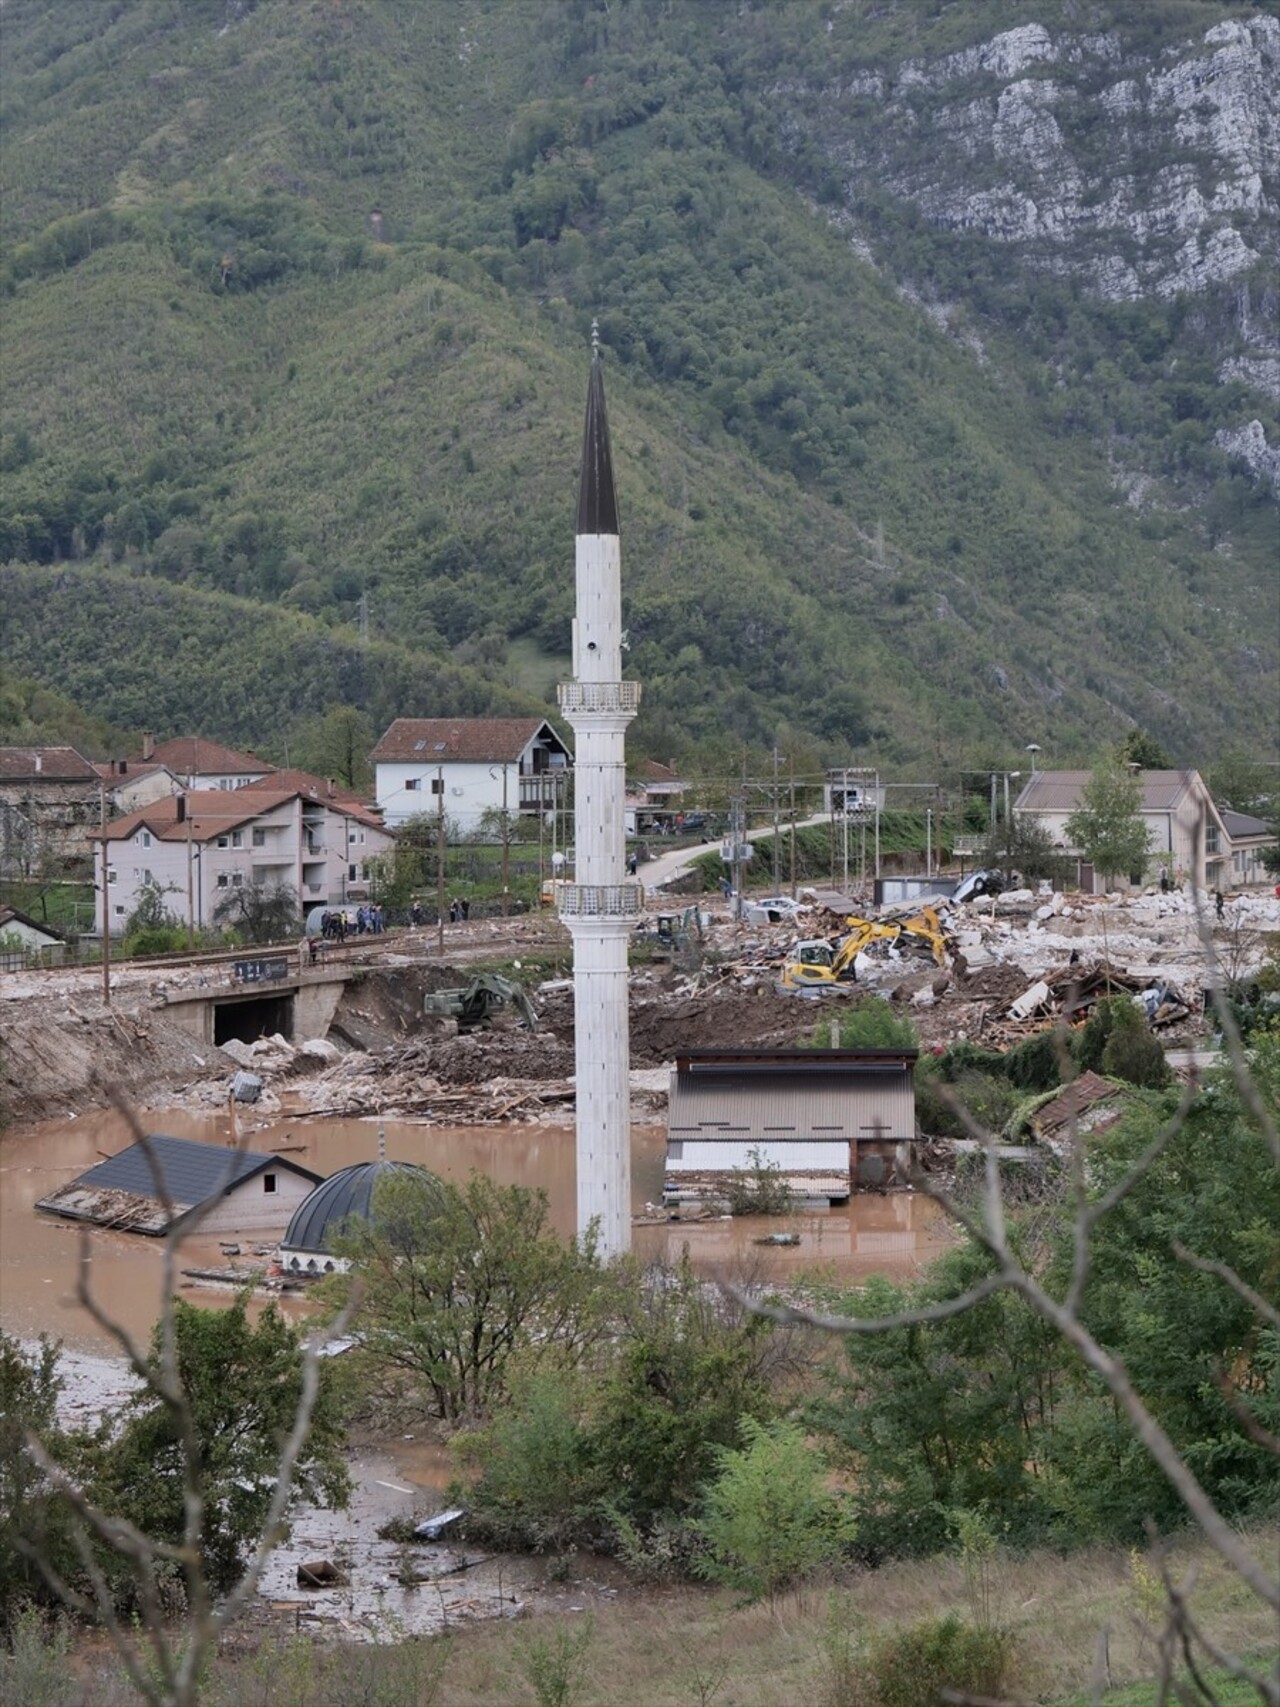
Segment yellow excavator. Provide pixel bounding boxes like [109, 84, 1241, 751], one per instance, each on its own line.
[778, 906, 951, 991]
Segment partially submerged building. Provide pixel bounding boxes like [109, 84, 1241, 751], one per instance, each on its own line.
[37, 1136, 323, 1237]
[664, 1047, 919, 1204]
[279, 1158, 440, 1274]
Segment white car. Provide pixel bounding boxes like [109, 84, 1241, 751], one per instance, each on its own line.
[744, 895, 807, 925]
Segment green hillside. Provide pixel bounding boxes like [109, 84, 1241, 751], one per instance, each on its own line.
[0, 0, 1275, 771]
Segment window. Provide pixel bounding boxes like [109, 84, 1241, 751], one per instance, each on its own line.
[231, 830, 244, 849]
[107, 866, 117, 885]
[349, 864, 357, 882]
[232, 872, 243, 887]
[252, 828, 266, 848]
[263, 1173, 277, 1195]
[144, 869, 153, 884]
[114, 904, 126, 917]
[405, 778, 420, 791]
[1206, 825, 1220, 855]
[217, 835, 229, 849]
[141, 831, 151, 847]
[431, 778, 444, 795]
[217, 874, 229, 888]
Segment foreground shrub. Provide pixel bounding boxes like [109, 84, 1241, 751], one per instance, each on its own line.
[696, 1416, 855, 1602]
[857, 1614, 1018, 1707]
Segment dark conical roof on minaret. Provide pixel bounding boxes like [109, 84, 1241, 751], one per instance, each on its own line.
[576, 323, 619, 536]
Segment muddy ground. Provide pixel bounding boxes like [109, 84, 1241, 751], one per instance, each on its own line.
[2, 886, 1275, 1128]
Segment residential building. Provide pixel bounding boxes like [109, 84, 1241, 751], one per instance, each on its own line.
[1013, 768, 1232, 892]
[0, 904, 66, 967]
[136, 735, 276, 791]
[1220, 808, 1278, 887]
[372, 717, 572, 832]
[92, 787, 392, 934]
[37, 1135, 323, 1237]
[625, 760, 688, 834]
[0, 746, 101, 873]
[93, 758, 182, 815]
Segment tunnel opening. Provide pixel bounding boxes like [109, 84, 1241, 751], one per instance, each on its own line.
[214, 993, 295, 1047]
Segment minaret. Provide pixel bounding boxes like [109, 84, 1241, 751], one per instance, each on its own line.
[558, 325, 642, 1260]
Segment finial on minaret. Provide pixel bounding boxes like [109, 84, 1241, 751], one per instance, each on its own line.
[591, 317, 600, 355]
[376, 1122, 387, 1162]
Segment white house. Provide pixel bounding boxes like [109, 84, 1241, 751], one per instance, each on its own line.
[93, 758, 183, 815]
[137, 735, 277, 792]
[0, 904, 66, 966]
[1013, 769, 1232, 892]
[1220, 809, 1278, 888]
[372, 717, 572, 833]
[93, 786, 393, 934]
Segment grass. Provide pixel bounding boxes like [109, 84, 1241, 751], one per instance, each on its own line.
[26, 1523, 1275, 1707]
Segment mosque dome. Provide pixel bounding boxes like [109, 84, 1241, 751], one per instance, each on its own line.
[280, 1160, 440, 1271]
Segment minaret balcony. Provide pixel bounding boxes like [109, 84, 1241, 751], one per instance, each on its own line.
[557, 882, 644, 919]
[557, 681, 642, 717]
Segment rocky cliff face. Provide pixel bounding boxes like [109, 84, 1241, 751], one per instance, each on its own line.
[791, 12, 1278, 481]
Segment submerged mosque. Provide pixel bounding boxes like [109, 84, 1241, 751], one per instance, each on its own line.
[557, 328, 642, 1260]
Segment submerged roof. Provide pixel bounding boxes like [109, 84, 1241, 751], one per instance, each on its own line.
[576, 349, 619, 537]
[37, 1136, 322, 1236]
[282, 1159, 442, 1254]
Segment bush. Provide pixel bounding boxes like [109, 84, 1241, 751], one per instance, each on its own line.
[722, 1147, 794, 1215]
[1002, 1027, 1068, 1092]
[1100, 1002, 1170, 1089]
[816, 998, 917, 1050]
[696, 1416, 856, 1602]
[125, 924, 188, 958]
[859, 1614, 1018, 1707]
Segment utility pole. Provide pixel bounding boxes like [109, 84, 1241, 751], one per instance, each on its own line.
[771, 746, 781, 889]
[789, 758, 797, 898]
[436, 765, 445, 955]
[926, 807, 933, 879]
[99, 781, 111, 1008]
[501, 764, 510, 916]
[185, 799, 195, 950]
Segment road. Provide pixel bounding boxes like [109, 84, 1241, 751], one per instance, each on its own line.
[638, 815, 832, 895]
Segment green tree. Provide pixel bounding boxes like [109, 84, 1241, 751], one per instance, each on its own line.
[211, 878, 300, 944]
[287, 705, 376, 792]
[335, 1171, 612, 1422]
[90, 1297, 351, 1596]
[0, 1334, 78, 1637]
[980, 812, 1071, 885]
[1064, 753, 1152, 885]
[696, 1415, 855, 1602]
[1117, 728, 1172, 769]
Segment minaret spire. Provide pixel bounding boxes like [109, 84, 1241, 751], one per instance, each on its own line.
[558, 329, 642, 1260]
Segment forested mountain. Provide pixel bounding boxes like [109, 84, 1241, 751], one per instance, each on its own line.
[1, 0, 1275, 773]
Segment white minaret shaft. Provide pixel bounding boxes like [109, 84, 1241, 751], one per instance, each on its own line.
[558, 331, 641, 1260]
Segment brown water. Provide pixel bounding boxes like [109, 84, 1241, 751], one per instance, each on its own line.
[0, 1109, 952, 1354]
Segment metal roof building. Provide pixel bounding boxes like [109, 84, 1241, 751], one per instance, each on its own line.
[280, 1160, 442, 1273]
[665, 1048, 918, 1203]
[36, 1136, 323, 1237]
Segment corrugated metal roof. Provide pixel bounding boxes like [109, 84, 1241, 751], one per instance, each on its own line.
[37, 1136, 322, 1231]
[669, 1075, 914, 1141]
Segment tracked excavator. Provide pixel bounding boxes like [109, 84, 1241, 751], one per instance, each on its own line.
[778, 906, 951, 992]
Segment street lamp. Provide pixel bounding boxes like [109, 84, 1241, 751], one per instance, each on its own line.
[1026, 743, 1041, 773]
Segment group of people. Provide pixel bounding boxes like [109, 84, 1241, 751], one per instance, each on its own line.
[319, 904, 384, 940]
[448, 896, 471, 924]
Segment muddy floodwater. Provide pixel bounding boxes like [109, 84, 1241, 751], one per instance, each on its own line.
[0, 1106, 952, 1638]
[0, 1106, 951, 1353]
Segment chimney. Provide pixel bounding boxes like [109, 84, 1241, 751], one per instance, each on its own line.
[177, 795, 186, 823]
[142, 731, 154, 761]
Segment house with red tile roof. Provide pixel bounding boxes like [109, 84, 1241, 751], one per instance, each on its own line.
[133, 735, 276, 791]
[91, 787, 392, 935]
[372, 717, 571, 831]
[0, 745, 101, 872]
